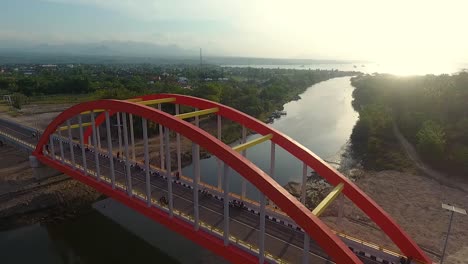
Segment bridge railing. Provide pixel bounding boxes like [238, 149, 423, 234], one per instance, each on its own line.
[39, 101, 358, 263]
[31, 98, 430, 264]
[42, 123, 299, 263]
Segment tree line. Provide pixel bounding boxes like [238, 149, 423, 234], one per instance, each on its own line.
[350, 72, 468, 176]
[0, 65, 356, 142]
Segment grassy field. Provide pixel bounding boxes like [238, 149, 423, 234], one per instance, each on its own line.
[28, 94, 98, 104]
[0, 103, 9, 113]
[0, 102, 22, 116]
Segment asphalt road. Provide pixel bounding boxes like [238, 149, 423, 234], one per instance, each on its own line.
[0, 117, 385, 264]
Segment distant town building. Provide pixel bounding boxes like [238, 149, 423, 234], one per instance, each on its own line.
[177, 77, 189, 84]
[149, 76, 161, 82]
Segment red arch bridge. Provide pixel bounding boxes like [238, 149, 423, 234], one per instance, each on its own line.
[0, 94, 432, 264]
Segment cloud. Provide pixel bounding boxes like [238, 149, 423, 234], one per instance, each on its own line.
[12, 0, 468, 61]
[43, 0, 238, 21]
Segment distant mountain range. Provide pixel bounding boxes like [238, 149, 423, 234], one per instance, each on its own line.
[0, 40, 196, 57]
[0, 40, 356, 65]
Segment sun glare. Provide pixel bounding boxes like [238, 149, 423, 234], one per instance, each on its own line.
[367, 60, 459, 76]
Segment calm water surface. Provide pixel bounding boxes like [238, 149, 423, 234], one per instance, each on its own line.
[183, 76, 358, 199]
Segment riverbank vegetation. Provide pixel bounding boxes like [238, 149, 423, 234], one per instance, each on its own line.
[0, 64, 357, 142]
[350, 73, 468, 176]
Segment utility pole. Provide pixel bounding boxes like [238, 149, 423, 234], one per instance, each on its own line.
[440, 203, 466, 264]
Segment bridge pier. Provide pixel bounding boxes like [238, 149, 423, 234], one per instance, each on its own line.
[29, 155, 61, 180]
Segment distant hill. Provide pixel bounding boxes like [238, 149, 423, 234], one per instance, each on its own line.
[205, 56, 354, 66]
[0, 40, 196, 58]
[0, 40, 355, 65]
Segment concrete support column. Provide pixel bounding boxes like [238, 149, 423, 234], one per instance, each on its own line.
[49, 135, 55, 160]
[129, 113, 135, 161]
[66, 119, 76, 169]
[29, 155, 61, 180]
[259, 194, 266, 263]
[122, 112, 132, 196]
[78, 115, 87, 175]
[142, 118, 151, 206]
[217, 115, 222, 189]
[91, 110, 101, 180]
[105, 111, 116, 189]
[175, 104, 182, 177]
[164, 127, 173, 217]
[241, 126, 247, 199]
[96, 125, 102, 150]
[58, 129, 65, 164]
[193, 143, 200, 229]
[116, 112, 122, 155]
[158, 104, 164, 170]
[223, 163, 230, 245]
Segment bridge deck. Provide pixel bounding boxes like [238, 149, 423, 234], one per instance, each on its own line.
[0, 117, 399, 264]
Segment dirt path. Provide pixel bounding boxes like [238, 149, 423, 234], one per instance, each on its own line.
[316, 124, 468, 263]
[392, 122, 468, 193]
[323, 168, 468, 264]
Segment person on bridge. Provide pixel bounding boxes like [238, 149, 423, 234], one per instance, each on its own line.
[159, 196, 168, 205]
[117, 151, 120, 159]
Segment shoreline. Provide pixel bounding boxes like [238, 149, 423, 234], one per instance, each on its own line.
[283, 141, 364, 210]
[0, 144, 102, 231]
[0, 74, 355, 232]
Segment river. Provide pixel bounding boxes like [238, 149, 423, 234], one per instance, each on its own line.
[182, 76, 358, 200]
[0, 76, 358, 264]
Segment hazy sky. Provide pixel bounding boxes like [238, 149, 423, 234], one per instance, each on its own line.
[1, 0, 467, 62]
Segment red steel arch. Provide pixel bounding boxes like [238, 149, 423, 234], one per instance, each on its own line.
[83, 94, 430, 263]
[33, 99, 362, 264]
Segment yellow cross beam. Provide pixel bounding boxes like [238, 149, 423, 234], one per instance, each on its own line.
[58, 122, 92, 131]
[232, 134, 273, 152]
[137, 97, 176, 106]
[175, 107, 219, 120]
[312, 182, 344, 217]
[81, 109, 105, 114]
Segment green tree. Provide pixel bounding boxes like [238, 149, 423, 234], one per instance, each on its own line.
[11, 93, 28, 109]
[416, 120, 446, 161]
[192, 83, 222, 102]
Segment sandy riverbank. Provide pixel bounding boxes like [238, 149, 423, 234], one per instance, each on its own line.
[321, 169, 468, 264]
[3, 103, 467, 263]
[0, 144, 101, 230]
